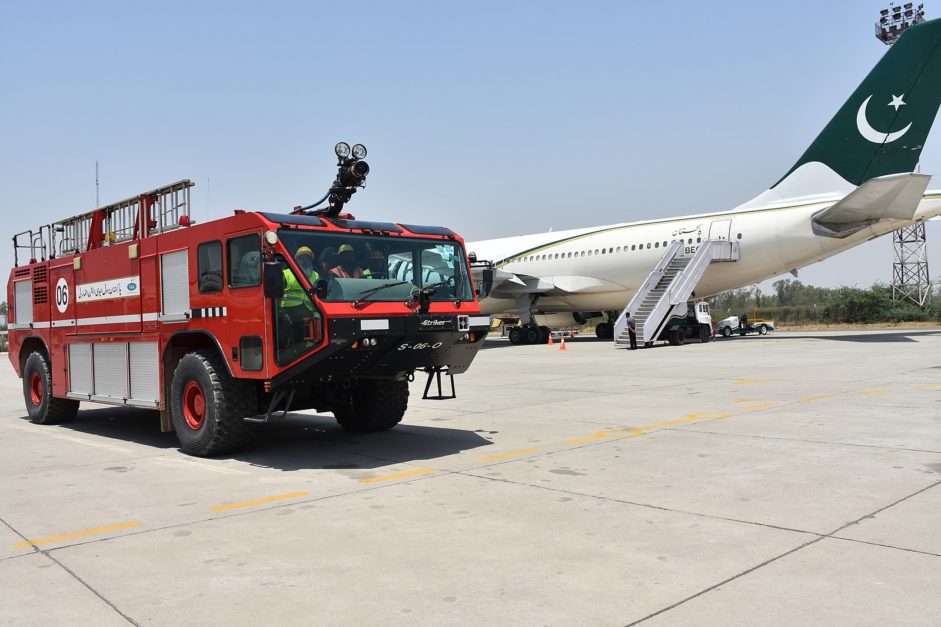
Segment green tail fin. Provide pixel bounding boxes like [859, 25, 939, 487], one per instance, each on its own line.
[775, 18, 941, 188]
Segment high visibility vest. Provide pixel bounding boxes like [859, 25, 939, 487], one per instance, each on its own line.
[330, 266, 364, 279]
[281, 268, 319, 309]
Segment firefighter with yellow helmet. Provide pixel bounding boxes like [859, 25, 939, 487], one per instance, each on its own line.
[279, 245, 321, 350]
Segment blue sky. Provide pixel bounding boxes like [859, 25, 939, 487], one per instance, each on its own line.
[2, 0, 939, 290]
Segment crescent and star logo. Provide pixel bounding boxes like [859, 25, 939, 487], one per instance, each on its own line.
[856, 94, 911, 143]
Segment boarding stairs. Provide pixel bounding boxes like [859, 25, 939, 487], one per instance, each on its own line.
[614, 239, 739, 346]
[13, 180, 194, 266]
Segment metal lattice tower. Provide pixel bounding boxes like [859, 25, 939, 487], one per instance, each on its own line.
[876, 3, 932, 307]
[892, 223, 931, 306]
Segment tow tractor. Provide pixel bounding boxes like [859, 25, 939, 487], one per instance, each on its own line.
[716, 314, 775, 337]
[7, 143, 492, 456]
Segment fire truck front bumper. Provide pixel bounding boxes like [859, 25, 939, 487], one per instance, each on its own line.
[270, 313, 491, 388]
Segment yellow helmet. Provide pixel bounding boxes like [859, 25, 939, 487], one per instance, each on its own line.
[338, 244, 354, 254]
[295, 245, 315, 261]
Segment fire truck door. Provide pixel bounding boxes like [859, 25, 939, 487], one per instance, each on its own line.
[48, 262, 76, 397]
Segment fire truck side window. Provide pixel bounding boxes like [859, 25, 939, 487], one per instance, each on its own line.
[227, 235, 261, 288]
[197, 241, 223, 293]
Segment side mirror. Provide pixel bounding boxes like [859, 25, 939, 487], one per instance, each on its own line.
[263, 262, 285, 299]
[477, 268, 494, 299]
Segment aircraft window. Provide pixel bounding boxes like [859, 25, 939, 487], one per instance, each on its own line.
[697, 237, 702, 243]
[631, 245, 636, 251]
[646, 243, 651, 249]
[616, 246, 621, 253]
[601, 249, 606, 255]
[663, 241, 668, 247]
[688, 238, 693, 244]
[588, 250, 592, 256]
[655, 242, 659, 248]
[737, 233, 742, 239]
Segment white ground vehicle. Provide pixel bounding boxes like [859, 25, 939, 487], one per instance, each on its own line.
[716, 315, 775, 337]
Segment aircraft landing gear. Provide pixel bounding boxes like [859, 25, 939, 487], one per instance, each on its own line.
[595, 322, 613, 340]
[508, 323, 550, 345]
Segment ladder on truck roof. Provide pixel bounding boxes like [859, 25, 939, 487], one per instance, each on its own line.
[13, 179, 194, 266]
[614, 239, 740, 346]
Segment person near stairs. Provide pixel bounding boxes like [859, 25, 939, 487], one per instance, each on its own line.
[627, 312, 637, 350]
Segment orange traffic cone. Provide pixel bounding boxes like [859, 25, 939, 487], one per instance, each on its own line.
[560, 337, 567, 351]
[547, 334, 554, 345]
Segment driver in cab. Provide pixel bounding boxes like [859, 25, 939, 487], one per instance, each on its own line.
[330, 244, 365, 279]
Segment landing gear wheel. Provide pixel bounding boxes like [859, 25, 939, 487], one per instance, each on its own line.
[758, 325, 768, 335]
[23, 352, 79, 424]
[595, 322, 612, 340]
[170, 350, 256, 457]
[508, 327, 522, 344]
[539, 326, 551, 344]
[524, 326, 540, 344]
[334, 378, 408, 433]
[722, 327, 732, 338]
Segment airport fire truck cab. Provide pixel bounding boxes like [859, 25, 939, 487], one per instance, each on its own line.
[7, 145, 491, 456]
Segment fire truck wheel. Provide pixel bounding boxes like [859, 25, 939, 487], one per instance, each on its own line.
[23, 351, 79, 424]
[334, 378, 408, 433]
[170, 350, 255, 457]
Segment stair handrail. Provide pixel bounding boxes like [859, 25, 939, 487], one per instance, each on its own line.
[613, 240, 684, 340]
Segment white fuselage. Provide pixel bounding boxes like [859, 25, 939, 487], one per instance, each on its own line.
[468, 195, 941, 316]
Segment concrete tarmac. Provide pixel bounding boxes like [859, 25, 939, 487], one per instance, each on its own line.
[1, 329, 940, 625]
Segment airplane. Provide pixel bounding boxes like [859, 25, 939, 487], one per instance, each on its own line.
[467, 17, 941, 344]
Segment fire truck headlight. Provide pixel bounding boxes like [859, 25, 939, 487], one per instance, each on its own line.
[265, 230, 278, 245]
[352, 144, 367, 159]
[335, 142, 351, 158]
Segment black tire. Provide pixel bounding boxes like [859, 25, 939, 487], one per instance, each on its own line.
[170, 350, 256, 457]
[508, 327, 522, 344]
[675, 329, 685, 346]
[700, 324, 711, 343]
[722, 327, 732, 338]
[23, 351, 79, 424]
[539, 326, 551, 344]
[334, 378, 408, 433]
[524, 327, 540, 344]
[595, 322, 612, 340]
[758, 325, 768, 335]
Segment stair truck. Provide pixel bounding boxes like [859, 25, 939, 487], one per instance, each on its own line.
[7, 143, 492, 456]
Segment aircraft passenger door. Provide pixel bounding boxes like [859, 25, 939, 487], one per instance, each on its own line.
[708, 219, 731, 241]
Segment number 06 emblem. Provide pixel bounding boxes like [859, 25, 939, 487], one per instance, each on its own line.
[55, 277, 70, 313]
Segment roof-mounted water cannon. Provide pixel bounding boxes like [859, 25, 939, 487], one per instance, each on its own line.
[294, 142, 370, 217]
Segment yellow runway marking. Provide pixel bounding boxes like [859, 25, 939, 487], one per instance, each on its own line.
[856, 388, 889, 396]
[211, 490, 309, 512]
[568, 412, 733, 444]
[359, 468, 436, 484]
[479, 448, 540, 462]
[798, 394, 836, 403]
[918, 384, 941, 389]
[735, 379, 771, 385]
[738, 403, 778, 412]
[14, 520, 142, 548]
[734, 398, 762, 403]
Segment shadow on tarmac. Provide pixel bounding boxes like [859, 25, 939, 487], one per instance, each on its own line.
[22, 406, 492, 471]
[757, 329, 941, 343]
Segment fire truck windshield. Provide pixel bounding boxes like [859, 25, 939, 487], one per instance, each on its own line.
[277, 230, 474, 303]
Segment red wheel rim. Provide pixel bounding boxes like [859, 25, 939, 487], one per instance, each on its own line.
[182, 380, 207, 430]
[29, 371, 43, 406]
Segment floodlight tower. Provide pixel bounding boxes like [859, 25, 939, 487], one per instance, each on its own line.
[876, 3, 931, 307]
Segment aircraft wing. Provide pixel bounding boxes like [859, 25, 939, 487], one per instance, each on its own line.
[474, 265, 624, 299]
[813, 173, 931, 237]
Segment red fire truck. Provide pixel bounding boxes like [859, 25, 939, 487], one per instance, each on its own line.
[7, 144, 491, 456]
